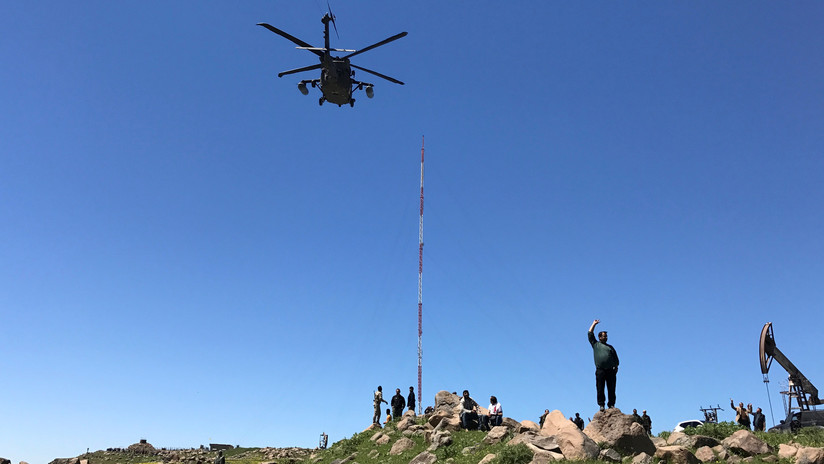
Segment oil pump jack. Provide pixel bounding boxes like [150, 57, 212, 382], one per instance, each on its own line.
[760, 322, 822, 430]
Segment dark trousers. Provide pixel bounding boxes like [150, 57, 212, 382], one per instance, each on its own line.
[596, 367, 617, 407]
[460, 411, 479, 430]
[392, 407, 403, 421]
[480, 414, 502, 431]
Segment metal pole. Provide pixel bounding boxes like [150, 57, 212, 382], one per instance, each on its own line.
[417, 136, 424, 415]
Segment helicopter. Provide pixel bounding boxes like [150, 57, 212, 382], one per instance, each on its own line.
[257, 10, 407, 107]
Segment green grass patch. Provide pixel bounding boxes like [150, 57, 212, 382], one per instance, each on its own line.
[301, 427, 521, 464]
[684, 421, 746, 440]
[494, 443, 533, 464]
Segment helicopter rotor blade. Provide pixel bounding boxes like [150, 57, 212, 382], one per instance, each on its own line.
[343, 32, 407, 59]
[351, 64, 404, 85]
[257, 23, 323, 57]
[278, 63, 322, 78]
[327, 1, 339, 39]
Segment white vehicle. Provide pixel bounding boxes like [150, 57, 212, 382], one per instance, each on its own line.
[673, 420, 704, 432]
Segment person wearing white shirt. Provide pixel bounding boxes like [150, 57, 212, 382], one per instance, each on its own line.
[480, 395, 503, 430]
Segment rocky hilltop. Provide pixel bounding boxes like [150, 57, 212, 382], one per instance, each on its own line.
[327, 390, 824, 464]
[7, 390, 824, 464]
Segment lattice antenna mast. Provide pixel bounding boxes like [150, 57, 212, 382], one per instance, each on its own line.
[417, 136, 424, 415]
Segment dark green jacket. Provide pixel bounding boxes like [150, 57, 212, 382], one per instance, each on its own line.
[588, 331, 619, 369]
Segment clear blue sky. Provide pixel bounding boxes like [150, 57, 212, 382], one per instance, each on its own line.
[2, 1, 823, 462]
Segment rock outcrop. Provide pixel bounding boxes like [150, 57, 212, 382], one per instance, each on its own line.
[655, 445, 701, 464]
[584, 408, 656, 456]
[389, 437, 415, 455]
[540, 410, 599, 460]
[721, 430, 771, 456]
[796, 446, 824, 464]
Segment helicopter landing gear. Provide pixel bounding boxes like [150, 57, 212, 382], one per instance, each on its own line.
[349, 99, 355, 107]
[318, 96, 325, 106]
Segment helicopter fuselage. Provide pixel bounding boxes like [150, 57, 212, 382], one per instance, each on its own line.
[319, 56, 353, 105]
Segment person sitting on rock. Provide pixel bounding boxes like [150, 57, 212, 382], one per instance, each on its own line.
[480, 395, 503, 430]
[384, 408, 392, 426]
[460, 390, 480, 430]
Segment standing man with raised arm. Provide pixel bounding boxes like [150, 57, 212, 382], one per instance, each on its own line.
[588, 319, 620, 411]
[373, 386, 388, 425]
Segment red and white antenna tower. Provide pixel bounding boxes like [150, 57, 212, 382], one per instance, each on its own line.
[417, 136, 424, 415]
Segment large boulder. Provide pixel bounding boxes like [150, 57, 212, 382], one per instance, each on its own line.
[389, 437, 415, 455]
[432, 413, 461, 432]
[509, 431, 565, 463]
[778, 444, 799, 460]
[403, 424, 429, 437]
[667, 432, 720, 449]
[397, 415, 417, 432]
[583, 408, 656, 456]
[691, 436, 722, 449]
[721, 430, 771, 456]
[483, 426, 509, 445]
[434, 390, 460, 414]
[712, 445, 729, 461]
[667, 431, 687, 445]
[427, 430, 453, 451]
[796, 447, 824, 464]
[500, 417, 520, 430]
[600, 448, 622, 462]
[520, 420, 541, 432]
[530, 450, 564, 464]
[509, 431, 562, 453]
[694, 446, 716, 463]
[362, 423, 381, 433]
[632, 452, 655, 464]
[427, 411, 449, 428]
[408, 451, 438, 464]
[651, 436, 667, 448]
[655, 445, 700, 464]
[539, 410, 599, 460]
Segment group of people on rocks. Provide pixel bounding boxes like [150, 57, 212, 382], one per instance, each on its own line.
[366, 319, 775, 437]
[730, 399, 766, 431]
[369, 319, 653, 432]
[373, 386, 417, 426]
[457, 390, 504, 431]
